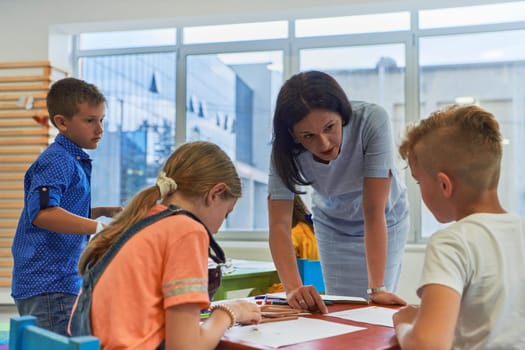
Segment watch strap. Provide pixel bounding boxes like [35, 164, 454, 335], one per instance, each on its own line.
[367, 286, 387, 295]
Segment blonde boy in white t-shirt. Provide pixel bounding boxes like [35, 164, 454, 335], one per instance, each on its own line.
[393, 105, 525, 349]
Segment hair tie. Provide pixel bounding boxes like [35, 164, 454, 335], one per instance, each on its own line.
[156, 171, 178, 198]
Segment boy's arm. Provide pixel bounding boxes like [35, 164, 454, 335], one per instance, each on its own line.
[393, 284, 461, 350]
[91, 206, 123, 219]
[33, 206, 99, 234]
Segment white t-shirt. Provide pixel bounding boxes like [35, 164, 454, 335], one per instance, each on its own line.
[419, 213, 525, 350]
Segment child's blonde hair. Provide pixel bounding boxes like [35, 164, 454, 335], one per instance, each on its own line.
[399, 104, 502, 191]
[79, 141, 241, 273]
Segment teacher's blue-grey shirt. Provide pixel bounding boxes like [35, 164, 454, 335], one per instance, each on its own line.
[268, 101, 409, 235]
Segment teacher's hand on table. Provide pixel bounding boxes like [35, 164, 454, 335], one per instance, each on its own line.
[369, 291, 407, 306]
[287, 285, 328, 314]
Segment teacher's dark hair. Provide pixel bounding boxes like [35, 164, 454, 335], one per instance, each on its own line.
[271, 71, 352, 193]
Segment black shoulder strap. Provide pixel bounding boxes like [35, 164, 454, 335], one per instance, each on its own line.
[86, 204, 225, 285]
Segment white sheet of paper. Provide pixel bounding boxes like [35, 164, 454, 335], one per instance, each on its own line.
[327, 306, 397, 327]
[225, 317, 365, 348]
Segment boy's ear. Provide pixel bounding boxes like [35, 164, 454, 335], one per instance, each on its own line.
[437, 172, 453, 198]
[53, 114, 68, 132]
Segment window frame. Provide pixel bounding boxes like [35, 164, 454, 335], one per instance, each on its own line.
[72, 5, 525, 244]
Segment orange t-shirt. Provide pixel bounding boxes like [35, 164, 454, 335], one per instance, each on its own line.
[291, 222, 320, 260]
[91, 204, 210, 350]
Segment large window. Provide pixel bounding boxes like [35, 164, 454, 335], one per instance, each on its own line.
[299, 43, 406, 149]
[75, 1, 525, 241]
[185, 51, 283, 229]
[418, 29, 525, 237]
[80, 52, 176, 208]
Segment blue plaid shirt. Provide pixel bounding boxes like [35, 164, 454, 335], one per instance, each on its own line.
[12, 134, 91, 299]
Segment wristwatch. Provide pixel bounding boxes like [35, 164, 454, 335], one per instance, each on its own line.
[367, 286, 387, 295]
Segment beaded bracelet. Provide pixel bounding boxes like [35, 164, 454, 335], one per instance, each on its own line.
[210, 303, 236, 329]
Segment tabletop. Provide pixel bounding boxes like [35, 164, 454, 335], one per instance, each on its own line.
[216, 303, 401, 350]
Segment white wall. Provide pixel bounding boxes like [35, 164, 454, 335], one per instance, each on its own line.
[0, 0, 502, 67]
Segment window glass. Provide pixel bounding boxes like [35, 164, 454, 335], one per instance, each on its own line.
[295, 12, 410, 37]
[183, 21, 287, 44]
[419, 1, 525, 29]
[80, 52, 176, 207]
[300, 44, 407, 156]
[186, 51, 283, 230]
[419, 30, 525, 237]
[79, 29, 177, 50]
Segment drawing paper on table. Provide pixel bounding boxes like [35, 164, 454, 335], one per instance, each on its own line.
[224, 317, 365, 348]
[327, 306, 397, 327]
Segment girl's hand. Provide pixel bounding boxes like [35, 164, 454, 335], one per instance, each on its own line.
[224, 300, 261, 325]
